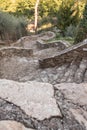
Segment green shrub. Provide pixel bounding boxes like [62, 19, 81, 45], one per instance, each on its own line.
[64, 24, 78, 38]
[57, 0, 79, 33]
[15, 16, 28, 39]
[0, 11, 28, 42]
[74, 4, 87, 44]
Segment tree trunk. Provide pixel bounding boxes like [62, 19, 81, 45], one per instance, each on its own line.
[35, 0, 40, 34]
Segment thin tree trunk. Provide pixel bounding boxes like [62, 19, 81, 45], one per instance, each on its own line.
[35, 0, 40, 34]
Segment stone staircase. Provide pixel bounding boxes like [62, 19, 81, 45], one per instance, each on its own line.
[0, 33, 87, 130]
[0, 39, 87, 84]
[37, 56, 87, 84]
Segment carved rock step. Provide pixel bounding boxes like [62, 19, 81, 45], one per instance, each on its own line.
[47, 64, 69, 83]
[74, 58, 87, 83]
[37, 58, 87, 84]
[0, 121, 35, 130]
[0, 48, 87, 84]
[1, 56, 87, 84]
[36, 64, 69, 84]
[60, 58, 81, 83]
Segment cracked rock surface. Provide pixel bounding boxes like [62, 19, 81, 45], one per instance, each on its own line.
[0, 79, 61, 120]
[55, 83, 87, 129]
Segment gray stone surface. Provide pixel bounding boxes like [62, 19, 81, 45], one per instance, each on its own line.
[70, 109, 87, 129]
[55, 83, 87, 129]
[0, 56, 39, 81]
[1, 55, 87, 84]
[0, 121, 35, 130]
[55, 83, 87, 106]
[0, 79, 61, 120]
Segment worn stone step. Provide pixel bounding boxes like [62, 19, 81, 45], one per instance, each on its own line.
[60, 64, 77, 83]
[60, 58, 80, 83]
[33, 64, 69, 84]
[74, 58, 87, 83]
[56, 63, 70, 83]
[46, 64, 69, 84]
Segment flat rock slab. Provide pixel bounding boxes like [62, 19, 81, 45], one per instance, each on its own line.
[0, 56, 39, 81]
[55, 83, 87, 129]
[55, 83, 87, 106]
[0, 121, 35, 130]
[0, 79, 61, 120]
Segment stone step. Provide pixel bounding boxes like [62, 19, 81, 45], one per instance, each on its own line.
[60, 64, 77, 83]
[74, 58, 87, 83]
[55, 64, 70, 83]
[60, 58, 81, 83]
[33, 64, 69, 84]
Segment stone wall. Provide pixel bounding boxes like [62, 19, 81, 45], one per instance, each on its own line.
[39, 40, 87, 68]
[0, 47, 33, 58]
[36, 40, 69, 50]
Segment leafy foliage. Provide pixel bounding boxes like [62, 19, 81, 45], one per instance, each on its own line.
[57, 0, 79, 33]
[74, 3, 87, 43]
[0, 0, 85, 19]
[0, 0, 86, 42]
[14, 0, 35, 18]
[64, 24, 78, 37]
[39, 0, 58, 17]
[0, 11, 28, 41]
